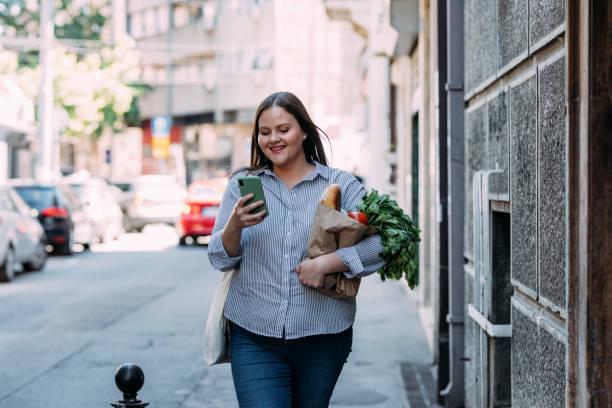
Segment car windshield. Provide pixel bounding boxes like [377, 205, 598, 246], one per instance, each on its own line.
[69, 184, 84, 195]
[189, 186, 223, 201]
[190, 186, 219, 196]
[112, 182, 133, 192]
[134, 177, 184, 194]
[13, 186, 56, 210]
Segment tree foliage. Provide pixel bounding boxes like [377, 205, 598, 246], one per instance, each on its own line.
[0, 0, 110, 40]
[0, 37, 143, 138]
[0, 0, 147, 138]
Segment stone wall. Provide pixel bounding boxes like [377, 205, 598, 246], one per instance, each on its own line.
[463, 0, 567, 406]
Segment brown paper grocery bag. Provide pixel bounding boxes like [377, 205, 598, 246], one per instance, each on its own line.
[306, 204, 377, 299]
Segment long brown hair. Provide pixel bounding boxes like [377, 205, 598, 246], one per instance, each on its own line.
[233, 92, 330, 176]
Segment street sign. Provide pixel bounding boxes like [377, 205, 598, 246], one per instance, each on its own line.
[152, 116, 170, 159]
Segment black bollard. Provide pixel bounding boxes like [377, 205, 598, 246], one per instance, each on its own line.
[110, 363, 149, 407]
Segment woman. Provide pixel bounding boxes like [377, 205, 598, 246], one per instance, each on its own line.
[208, 91, 385, 408]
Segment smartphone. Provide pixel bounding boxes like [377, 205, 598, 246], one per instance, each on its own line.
[238, 176, 268, 217]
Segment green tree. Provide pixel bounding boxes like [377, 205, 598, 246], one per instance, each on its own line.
[0, 0, 148, 136]
[0, 0, 111, 67]
[0, 0, 109, 40]
[0, 37, 143, 138]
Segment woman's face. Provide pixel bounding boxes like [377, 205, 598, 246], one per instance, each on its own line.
[257, 106, 306, 169]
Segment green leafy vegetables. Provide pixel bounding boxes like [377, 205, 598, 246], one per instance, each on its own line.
[356, 190, 421, 289]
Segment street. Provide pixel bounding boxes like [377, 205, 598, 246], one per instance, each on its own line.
[0, 225, 432, 408]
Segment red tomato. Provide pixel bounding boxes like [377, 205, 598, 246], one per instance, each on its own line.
[348, 211, 368, 225]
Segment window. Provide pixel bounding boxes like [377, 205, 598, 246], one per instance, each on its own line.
[220, 53, 234, 75]
[173, 4, 189, 28]
[254, 49, 273, 70]
[490, 209, 512, 406]
[174, 65, 189, 84]
[143, 8, 157, 36]
[142, 66, 156, 83]
[158, 5, 169, 32]
[202, 0, 216, 30]
[188, 4, 203, 23]
[201, 60, 217, 90]
[0, 191, 15, 212]
[156, 66, 167, 84]
[126, 14, 132, 36]
[130, 12, 142, 38]
[8, 188, 33, 216]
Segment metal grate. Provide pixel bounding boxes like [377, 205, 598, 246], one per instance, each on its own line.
[399, 362, 439, 408]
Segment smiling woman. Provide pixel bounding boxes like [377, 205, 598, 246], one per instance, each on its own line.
[243, 91, 330, 180]
[257, 106, 308, 171]
[207, 91, 386, 408]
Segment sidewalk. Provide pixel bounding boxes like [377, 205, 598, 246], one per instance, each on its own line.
[330, 276, 438, 407]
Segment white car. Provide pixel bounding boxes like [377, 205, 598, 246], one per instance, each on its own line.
[0, 186, 47, 282]
[61, 176, 124, 243]
[124, 175, 187, 232]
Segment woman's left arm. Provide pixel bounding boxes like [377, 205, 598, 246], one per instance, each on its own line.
[334, 175, 386, 279]
[297, 174, 385, 288]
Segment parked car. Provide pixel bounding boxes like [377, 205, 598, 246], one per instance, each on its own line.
[0, 186, 47, 281]
[108, 180, 136, 231]
[123, 175, 186, 232]
[61, 176, 124, 243]
[9, 180, 95, 254]
[177, 178, 228, 246]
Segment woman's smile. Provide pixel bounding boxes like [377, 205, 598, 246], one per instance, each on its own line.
[269, 145, 286, 153]
[257, 106, 306, 168]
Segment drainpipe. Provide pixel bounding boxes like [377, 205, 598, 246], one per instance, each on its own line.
[436, 0, 450, 404]
[439, 0, 465, 406]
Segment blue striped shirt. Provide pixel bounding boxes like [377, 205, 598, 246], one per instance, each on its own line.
[207, 161, 385, 339]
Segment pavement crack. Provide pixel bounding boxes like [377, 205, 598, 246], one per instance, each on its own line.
[0, 340, 93, 403]
[99, 286, 176, 330]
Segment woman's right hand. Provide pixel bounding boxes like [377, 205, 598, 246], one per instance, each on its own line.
[227, 193, 267, 230]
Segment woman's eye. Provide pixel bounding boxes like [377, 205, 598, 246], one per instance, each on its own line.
[280, 129, 288, 133]
[260, 132, 269, 136]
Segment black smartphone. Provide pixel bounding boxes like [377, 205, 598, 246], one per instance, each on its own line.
[238, 176, 268, 217]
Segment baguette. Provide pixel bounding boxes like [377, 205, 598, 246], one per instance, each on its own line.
[320, 184, 341, 210]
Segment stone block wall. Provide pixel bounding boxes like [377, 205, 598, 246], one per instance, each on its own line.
[463, 0, 567, 406]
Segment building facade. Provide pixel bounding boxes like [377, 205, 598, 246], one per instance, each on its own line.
[462, 0, 567, 406]
[0, 78, 36, 183]
[326, 0, 612, 407]
[116, 0, 366, 184]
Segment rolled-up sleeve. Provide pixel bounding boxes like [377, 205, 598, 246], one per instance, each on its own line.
[207, 174, 244, 272]
[335, 175, 385, 278]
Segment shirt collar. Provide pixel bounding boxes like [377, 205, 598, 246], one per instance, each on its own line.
[251, 161, 330, 181]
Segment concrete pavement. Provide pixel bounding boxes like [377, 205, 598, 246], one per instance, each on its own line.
[0, 225, 436, 407]
[176, 265, 437, 408]
[329, 275, 435, 407]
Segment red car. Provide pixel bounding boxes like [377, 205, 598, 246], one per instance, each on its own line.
[177, 178, 228, 246]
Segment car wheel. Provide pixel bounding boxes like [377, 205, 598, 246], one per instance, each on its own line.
[0, 246, 17, 282]
[24, 242, 47, 271]
[179, 236, 188, 246]
[57, 232, 74, 256]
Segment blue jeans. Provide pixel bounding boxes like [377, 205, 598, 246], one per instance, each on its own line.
[228, 321, 352, 408]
